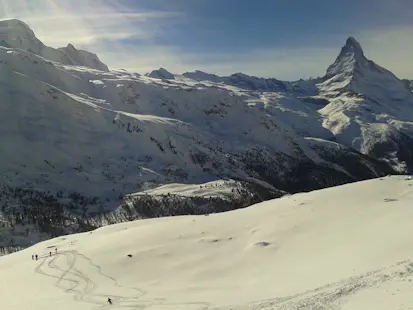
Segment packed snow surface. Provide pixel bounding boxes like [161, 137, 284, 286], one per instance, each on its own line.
[2, 176, 413, 310]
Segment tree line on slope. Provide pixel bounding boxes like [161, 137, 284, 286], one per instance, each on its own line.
[0, 181, 281, 251]
[117, 181, 282, 220]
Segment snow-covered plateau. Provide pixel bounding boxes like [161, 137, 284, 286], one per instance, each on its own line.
[3, 176, 413, 310]
[0, 19, 412, 250]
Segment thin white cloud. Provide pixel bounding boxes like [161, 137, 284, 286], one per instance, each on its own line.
[0, 0, 179, 47]
[16, 12, 177, 23]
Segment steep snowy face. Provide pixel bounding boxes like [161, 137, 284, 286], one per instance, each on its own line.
[0, 19, 108, 71]
[321, 37, 375, 94]
[58, 44, 109, 72]
[326, 37, 367, 79]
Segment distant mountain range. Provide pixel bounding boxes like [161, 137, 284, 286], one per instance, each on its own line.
[0, 19, 411, 249]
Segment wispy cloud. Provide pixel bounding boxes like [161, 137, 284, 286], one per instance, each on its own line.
[0, 0, 180, 46]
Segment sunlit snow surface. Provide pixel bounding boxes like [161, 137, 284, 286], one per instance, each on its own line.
[2, 176, 413, 310]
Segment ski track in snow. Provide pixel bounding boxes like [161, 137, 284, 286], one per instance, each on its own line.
[34, 250, 413, 310]
[35, 250, 211, 310]
[228, 259, 413, 310]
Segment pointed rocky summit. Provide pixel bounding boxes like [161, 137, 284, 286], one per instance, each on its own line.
[343, 37, 365, 58]
[326, 36, 368, 78]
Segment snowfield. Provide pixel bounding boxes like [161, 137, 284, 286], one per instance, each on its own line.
[3, 175, 413, 310]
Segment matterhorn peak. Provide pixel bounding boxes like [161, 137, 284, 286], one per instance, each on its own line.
[325, 36, 368, 78]
[320, 36, 412, 107]
[345, 37, 362, 49]
[342, 36, 365, 59]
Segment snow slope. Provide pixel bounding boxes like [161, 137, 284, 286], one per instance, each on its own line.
[3, 176, 413, 310]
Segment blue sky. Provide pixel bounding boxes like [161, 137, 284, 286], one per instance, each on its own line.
[132, 0, 409, 52]
[2, 0, 413, 79]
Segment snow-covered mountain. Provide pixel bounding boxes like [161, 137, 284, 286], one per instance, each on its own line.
[3, 176, 413, 310]
[0, 19, 108, 71]
[146, 67, 175, 80]
[318, 37, 413, 171]
[183, 70, 223, 83]
[182, 70, 320, 95]
[1, 19, 411, 249]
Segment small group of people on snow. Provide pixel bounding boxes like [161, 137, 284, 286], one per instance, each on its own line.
[32, 248, 58, 260]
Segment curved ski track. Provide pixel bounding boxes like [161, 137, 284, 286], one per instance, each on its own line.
[35, 250, 211, 310]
